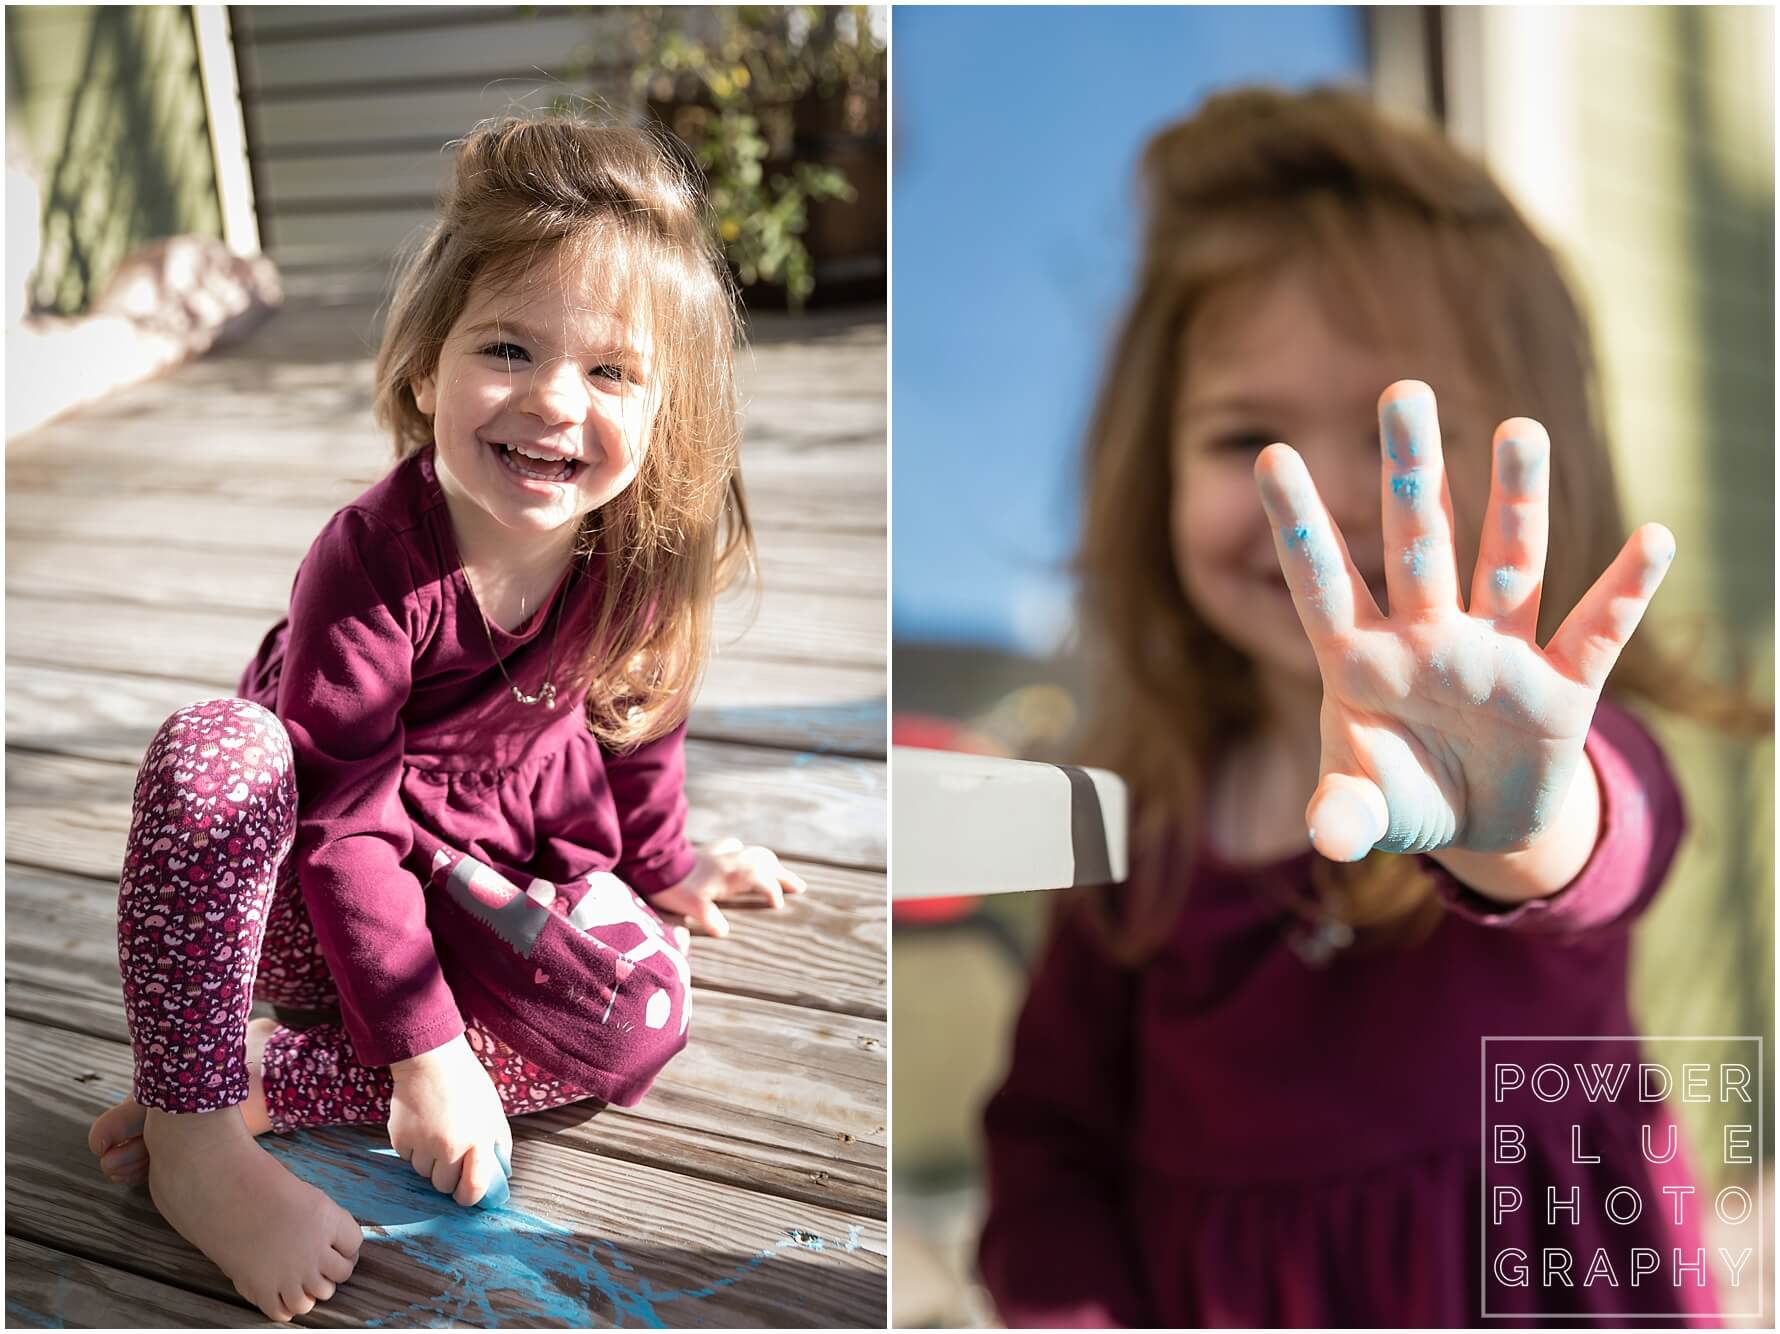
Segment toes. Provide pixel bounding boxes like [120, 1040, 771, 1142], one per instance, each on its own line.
[105, 1159, 151, 1187]
[283, 1286, 317, 1318]
[89, 1101, 147, 1155]
[321, 1245, 357, 1283]
[244, 1285, 292, 1324]
[100, 1136, 150, 1182]
[332, 1214, 364, 1261]
[306, 1276, 337, 1304]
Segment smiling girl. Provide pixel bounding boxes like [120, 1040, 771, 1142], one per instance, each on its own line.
[85, 116, 804, 1322]
[978, 88, 1765, 1327]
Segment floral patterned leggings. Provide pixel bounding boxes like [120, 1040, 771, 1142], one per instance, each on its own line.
[117, 697, 593, 1131]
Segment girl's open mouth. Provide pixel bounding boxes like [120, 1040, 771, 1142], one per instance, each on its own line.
[489, 440, 581, 483]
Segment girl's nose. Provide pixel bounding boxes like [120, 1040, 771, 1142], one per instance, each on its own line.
[1300, 435, 1382, 548]
[517, 357, 590, 426]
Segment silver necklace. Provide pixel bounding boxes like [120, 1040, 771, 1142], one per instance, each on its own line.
[467, 562, 576, 709]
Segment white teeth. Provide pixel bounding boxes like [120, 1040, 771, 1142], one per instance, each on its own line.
[502, 443, 567, 463]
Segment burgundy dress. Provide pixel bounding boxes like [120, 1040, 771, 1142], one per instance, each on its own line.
[980, 702, 1729, 1327]
[237, 446, 697, 1105]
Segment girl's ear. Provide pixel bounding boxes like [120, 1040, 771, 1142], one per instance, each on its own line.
[411, 373, 437, 416]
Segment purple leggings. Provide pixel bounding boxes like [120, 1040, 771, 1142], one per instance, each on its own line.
[117, 697, 592, 1129]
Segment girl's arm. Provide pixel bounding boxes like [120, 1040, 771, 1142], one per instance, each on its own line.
[979, 900, 1151, 1328]
[602, 721, 807, 935]
[600, 719, 699, 895]
[278, 506, 463, 1067]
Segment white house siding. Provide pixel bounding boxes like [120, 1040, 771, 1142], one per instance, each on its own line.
[232, 4, 637, 290]
[1449, 5, 1775, 1182]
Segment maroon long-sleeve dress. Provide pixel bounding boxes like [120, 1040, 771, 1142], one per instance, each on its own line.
[238, 445, 697, 1104]
[981, 702, 1731, 1327]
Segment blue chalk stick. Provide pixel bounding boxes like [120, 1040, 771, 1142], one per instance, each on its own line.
[476, 1142, 511, 1211]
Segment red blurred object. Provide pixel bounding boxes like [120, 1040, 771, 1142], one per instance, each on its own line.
[892, 714, 1004, 924]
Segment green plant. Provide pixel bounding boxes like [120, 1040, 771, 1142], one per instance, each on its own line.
[630, 6, 883, 308]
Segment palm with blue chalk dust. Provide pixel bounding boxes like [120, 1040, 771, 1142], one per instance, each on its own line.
[1254, 380, 1674, 863]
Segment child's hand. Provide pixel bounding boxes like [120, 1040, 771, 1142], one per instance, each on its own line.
[388, 1033, 513, 1208]
[649, 837, 808, 937]
[1255, 380, 1673, 870]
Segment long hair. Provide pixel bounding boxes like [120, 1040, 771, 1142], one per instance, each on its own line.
[373, 114, 753, 748]
[1072, 87, 1768, 963]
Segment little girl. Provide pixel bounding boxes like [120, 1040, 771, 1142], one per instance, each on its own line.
[85, 116, 805, 1322]
[979, 89, 1766, 1326]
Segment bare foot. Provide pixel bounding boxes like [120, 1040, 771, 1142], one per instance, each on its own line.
[88, 1096, 149, 1185]
[143, 1105, 360, 1321]
[90, 1018, 277, 1184]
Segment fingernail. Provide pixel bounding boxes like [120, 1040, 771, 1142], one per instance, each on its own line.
[1496, 433, 1546, 492]
[1380, 394, 1433, 464]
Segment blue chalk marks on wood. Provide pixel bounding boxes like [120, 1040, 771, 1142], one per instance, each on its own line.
[264, 1135, 866, 1328]
[5, 1299, 63, 1328]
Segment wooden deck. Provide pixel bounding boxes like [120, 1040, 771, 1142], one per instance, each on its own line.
[3, 293, 887, 1327]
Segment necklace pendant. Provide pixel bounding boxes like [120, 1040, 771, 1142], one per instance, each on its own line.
[510, 682, 557, 708]
[1287, 917, 1355, 968]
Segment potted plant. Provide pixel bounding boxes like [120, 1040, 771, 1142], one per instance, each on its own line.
[629, 6, 885, 309]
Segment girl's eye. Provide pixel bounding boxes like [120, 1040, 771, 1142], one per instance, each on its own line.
[1210, 429, 1272, 455]
[590, 363, 627, 384]
[481, 342, 528, 363]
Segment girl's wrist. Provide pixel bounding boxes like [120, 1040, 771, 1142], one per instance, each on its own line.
[390, 1031, 468, 1080]
[1427, 753, 1603, 905]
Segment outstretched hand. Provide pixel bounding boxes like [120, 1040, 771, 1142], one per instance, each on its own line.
[649, 837, 808, 937]
[1255, 380, 1673, 866]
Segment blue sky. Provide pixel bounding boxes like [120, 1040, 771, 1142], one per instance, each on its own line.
[892, 6, 1368, 652]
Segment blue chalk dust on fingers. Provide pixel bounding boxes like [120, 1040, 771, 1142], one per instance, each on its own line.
[1493, 566, 1514, 592]
[264, 1135, 868, 1328]
[1280, 522, 1333, 596]
[1495, 435, 1546, 491]
[1389, 473, 1423, 506]
[1380, 395, 1430, 464]
[1401, 537, 1436, 579]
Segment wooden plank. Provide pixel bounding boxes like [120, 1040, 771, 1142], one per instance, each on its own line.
[4, 1234, 276, 1329]
[8, 857, 885, 1121]
[5, 442, 887, 529]
[3, 463, 882, 534]
[7, 868, 885, 1217]
[5, 661, 885, 762]
[7, 1020, 886, 1328]
[2, 518, 885, 600]
[10, 843, 883, 1030]
[4, 601, 885, 757]
[5, 562, 883, 670]
[5, 738, 884, 886]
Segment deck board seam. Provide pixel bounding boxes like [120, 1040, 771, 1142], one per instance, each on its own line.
[5, 729, 889, 765]
[2, 1224, 262, 1324]
[8, 1012, 885, 1196]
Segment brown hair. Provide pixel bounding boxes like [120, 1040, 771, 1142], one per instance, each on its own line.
[373, 114, 753, 748]
[1071, 87, 1768, 962]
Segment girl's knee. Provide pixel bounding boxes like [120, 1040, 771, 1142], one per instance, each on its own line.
[138, 698, 296, 841]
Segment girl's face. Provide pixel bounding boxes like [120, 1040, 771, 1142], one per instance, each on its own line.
[413, 254, 661, 560]
[1171, 260, 1485, 688]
